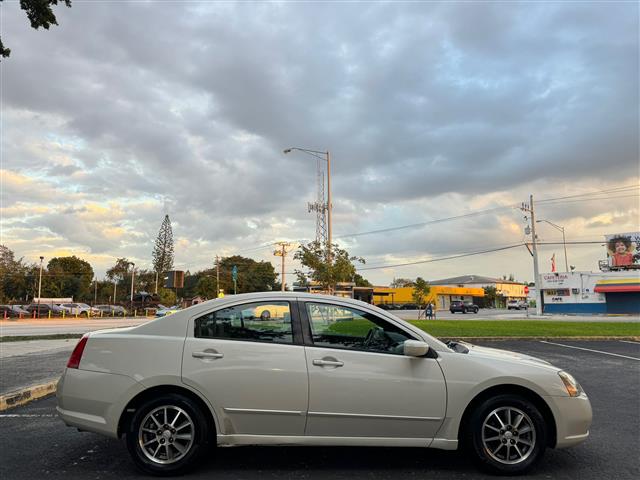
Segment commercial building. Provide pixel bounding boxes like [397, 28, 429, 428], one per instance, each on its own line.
[372, 285, 484, 310]
[540, 270, 640, 314]
[428, 275, 528, 308]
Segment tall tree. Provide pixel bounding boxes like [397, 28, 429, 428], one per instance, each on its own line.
[1, 0, 72, 60]
[152, 214, 174, 277]
[294, 241, 365, 291]
[47, 256, 94, 301]
[412, 277, 431, 309]
[218, 256, 278, 294]
[0, 245, 34, 302]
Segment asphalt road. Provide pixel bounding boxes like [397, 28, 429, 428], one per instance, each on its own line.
[1, 340, 638, 480]
[0, 318, 151, 337]
[0, 349, 71, 395]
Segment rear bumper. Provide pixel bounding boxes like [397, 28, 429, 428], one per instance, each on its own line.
[56, 368, 145, 438]
[545, 393, 592, 448]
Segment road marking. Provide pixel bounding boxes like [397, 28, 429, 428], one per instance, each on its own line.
[540, 341, 640, 361]
[619, 340, 640, 345]
[0, 414, 55, 418]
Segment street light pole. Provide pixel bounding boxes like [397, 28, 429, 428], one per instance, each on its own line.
[283, 146, 333, 287]
[37, 256, 44, 317]
[536, 219, 569, 272]
[130, 262, 135, 312]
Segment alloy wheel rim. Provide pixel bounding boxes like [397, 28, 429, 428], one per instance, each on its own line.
[481, 406, 536, 465]
[138, 405, 195, 465]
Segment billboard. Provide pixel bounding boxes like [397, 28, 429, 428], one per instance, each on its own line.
[606, 232, 640, 268]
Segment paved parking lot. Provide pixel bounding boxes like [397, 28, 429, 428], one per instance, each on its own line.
[0, 340, 638, 480]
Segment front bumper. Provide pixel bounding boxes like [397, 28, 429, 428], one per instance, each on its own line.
[56, 367, 145, 438]
[545, 393, 592, 448]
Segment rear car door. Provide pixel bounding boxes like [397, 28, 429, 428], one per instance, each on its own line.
[301, 300, 446, 439]
[181, 298, 308, 436]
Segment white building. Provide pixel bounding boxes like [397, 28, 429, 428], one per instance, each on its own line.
[540, 270, 640, 314]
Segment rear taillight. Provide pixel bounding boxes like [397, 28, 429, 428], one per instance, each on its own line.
[67, 334, 89, 369]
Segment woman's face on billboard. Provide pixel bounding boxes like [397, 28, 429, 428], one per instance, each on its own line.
[615, 241, 627, 254]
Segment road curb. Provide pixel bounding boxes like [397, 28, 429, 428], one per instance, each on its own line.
[0, 380, 58, 412]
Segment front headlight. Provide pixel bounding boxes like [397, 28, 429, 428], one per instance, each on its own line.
[558, 371, 583, 397]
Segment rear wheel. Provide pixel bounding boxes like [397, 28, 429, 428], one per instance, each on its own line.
[126, 393, 210, 476]
[465, 394, 547, 475]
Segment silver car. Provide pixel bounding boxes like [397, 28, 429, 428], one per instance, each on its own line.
[56, 293, 591, 476]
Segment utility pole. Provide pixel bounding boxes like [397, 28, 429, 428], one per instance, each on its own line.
[113, 281, 117, 306]
[94, 277, 98, 305]
[274, 242, 293, 291]
[154, 271, 159, 295]
[215, 255, 220, 297]
[521, 196, 543, 316]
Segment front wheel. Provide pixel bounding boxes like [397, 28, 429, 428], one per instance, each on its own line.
[126, 393, 210, 476]
[474, 308, 479, 313]
[465, 394, 547, 475]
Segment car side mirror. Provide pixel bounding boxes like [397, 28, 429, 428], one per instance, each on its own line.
[404, 340, 430, 357]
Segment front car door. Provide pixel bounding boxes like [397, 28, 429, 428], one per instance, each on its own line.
[301, 300, 446, 440]
[182, 298, 308, 437]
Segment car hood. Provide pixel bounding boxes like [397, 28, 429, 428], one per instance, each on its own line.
[458, 341, 554, 367]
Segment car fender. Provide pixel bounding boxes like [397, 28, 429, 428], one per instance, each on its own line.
[433, 352, 564, 444]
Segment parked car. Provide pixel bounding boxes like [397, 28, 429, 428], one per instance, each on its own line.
[60, 303, 101, 317]
[95, 305, 128, 317]
[0, 305, 29, 318]
[450, 300, 479, 314]
[57, 292, 591, 476]
[508, 300, 528, 310]
[25, 303, 65, 316]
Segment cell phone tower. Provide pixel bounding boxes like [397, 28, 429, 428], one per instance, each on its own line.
[308, 157, 328, 246]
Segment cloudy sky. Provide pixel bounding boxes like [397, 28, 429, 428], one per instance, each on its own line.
[1, 0, 639, 285]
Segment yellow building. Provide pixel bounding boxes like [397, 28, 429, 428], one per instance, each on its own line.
[373, 286, 484, 310]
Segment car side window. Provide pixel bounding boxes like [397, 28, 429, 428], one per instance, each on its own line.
[305, 302, 413, 355]
[195, 301, 293, 344]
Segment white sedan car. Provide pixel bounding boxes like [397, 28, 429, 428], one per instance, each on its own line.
[57, 293, 591, 476]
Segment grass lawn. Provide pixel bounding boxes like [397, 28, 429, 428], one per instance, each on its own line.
[409, 320, 640, 338]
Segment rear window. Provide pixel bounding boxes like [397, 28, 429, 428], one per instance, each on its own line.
[195, 301, 293, 344]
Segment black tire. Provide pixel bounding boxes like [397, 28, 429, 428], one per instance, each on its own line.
[462, 308, 467, 314]
[464, 394, 547, 475]
[125, 393, 211, 476]
[474, 308, 479, 313]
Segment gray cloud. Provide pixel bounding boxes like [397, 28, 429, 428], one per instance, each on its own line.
[1, 1, 638, 282]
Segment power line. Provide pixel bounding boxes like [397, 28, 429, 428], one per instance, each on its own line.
[537, 193, 640, 206]
[537, 184, 640, 203]
[336, 205, 518, 240]
[355, 244, 525, 271]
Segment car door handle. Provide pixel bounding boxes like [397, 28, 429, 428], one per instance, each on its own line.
[312, 359, 344, 367]
[192, 351, 224, 359]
